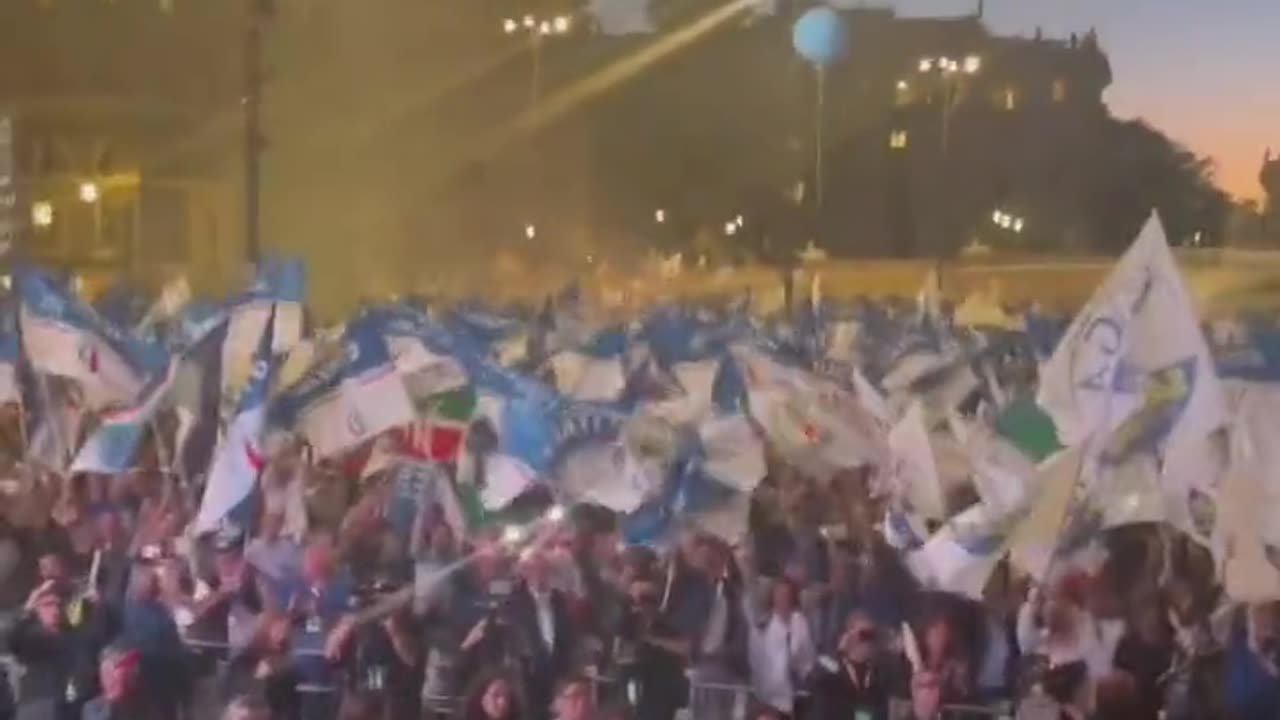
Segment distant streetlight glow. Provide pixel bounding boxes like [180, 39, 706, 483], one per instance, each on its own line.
[733, 214, 744, 228]
[654, 208, 666, 224]
[31, 200, 54, 228]
[553, 15, 571, 34]
[964, 54, 982, 74]
[524, 224, 537, 240]
[896, 79, 909, 91]
[992, 209, 1025, 233]
[78, 181, 99, 204]
[724, 221, 738, 236]
[503, 17, 518, 33]
[539, 20, 552, 35]
[522, 14, 535, 28]
[918, 58, 934, 72]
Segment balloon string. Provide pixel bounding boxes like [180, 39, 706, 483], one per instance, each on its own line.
[815, 66, 825, 211]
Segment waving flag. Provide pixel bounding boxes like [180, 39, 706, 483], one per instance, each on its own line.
[17, 268, 167, 407]
[221, 259, 306, 417]
[71, 361, 178, 474]
[456, 357, 561, 512]
[273, 311, 415, 458]
[736, 345, 887, 477]
[1038, 214, 1226, 542]
[889, 402, 946, 520]
[906, 501, 1016, 600]
[193, 308, 277, 534]
[1039, 214, 1224, 451]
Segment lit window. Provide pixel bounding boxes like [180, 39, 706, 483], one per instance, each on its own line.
[1002, 87, 1018, 111]
[1052, 78, 1067, 103]
[889, 130, 909, 150]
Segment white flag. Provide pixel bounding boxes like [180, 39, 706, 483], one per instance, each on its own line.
[1039, 213, 1225, 450]
[889, 402, 946, 520]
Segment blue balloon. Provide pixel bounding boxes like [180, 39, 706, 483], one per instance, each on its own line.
[792, 5, 850, 67]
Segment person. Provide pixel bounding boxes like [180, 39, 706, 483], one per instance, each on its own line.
[746, 577, 815, 718]
[1225, 602, 1280, 720]
[505, 550, 576, 720]
[279, 537, 356, 720]
[79, 646, 164, 720]
[1016, 577, 1116, 684]
[917, 614, 973, 705]
[686, 540, 748, 720]
[550, 676, 593, 720]
[116, 562, 188, 715]
[1112, 599, 1174, 720]
[8, 581, 98, 720]
[331, 586, 420, 720]
[617, 573, 690, 720]
[220, 612, 301, 720]
[245, 510, 305, 590]
[454, 669, 527, 720]
[810, 610, 892, 720]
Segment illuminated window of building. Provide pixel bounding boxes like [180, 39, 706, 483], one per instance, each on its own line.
[889, 130, 909, 150]
[1001, 86, 1018, 111]
[1052, 78, 1068, 103]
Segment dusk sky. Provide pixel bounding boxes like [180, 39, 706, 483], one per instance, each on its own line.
[889, 0, 1280, 201]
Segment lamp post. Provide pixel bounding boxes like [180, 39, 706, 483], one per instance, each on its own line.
[503, 13, 572, 107]
[244, 0, 274, 264]
[916, 54, 981, 154]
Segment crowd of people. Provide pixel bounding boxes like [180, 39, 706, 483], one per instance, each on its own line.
[0, 438, 1277, 720]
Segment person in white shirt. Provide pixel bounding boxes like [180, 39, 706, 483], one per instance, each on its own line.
[747, 577, 816, 717]
[1016, 575, 1123, 684]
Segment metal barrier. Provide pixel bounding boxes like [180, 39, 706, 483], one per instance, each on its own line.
[685, 677, 751, 720]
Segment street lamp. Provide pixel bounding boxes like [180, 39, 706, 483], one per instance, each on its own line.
[916, 54, 982, 153]
[524, 223, 537, 240]
[992, 209, 1025, 234]
[31, 200, 54, 228]
[724, 221, 738, 236]
[654, 208, 666, 224]
[503, 13, 573, 106]
[78, 181, 100, 204]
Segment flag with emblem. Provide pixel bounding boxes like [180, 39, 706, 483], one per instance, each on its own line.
[70, 360, 178, 475]
[396, 386, 477, 463]
[735, 345, 886, 477]
[16, 267, 168, 408]
[1038, 214, 1227, 542]
[193, 307, 277, 534]
[274, 311, 415, 459]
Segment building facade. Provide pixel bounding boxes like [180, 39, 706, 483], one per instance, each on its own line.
[0, 0, 244, 292]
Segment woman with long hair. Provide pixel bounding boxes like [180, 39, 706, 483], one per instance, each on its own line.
[454, 668, 528, 720]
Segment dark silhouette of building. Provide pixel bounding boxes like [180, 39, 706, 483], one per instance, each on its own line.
[1, 0, 1223, 305]
[0, 0, 245, 288]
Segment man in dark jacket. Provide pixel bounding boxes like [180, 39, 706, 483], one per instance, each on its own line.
[8, 583, 100, 720]
[505, 550, 577, 720]
[810, 610, 894, 720]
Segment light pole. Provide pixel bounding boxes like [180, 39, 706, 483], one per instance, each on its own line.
[916, 54, 981, 154]
[503, 13, 572, 107]
[244, 0, 274, 265]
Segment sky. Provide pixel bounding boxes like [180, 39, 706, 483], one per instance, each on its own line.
[889, 0, 1280, 201]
